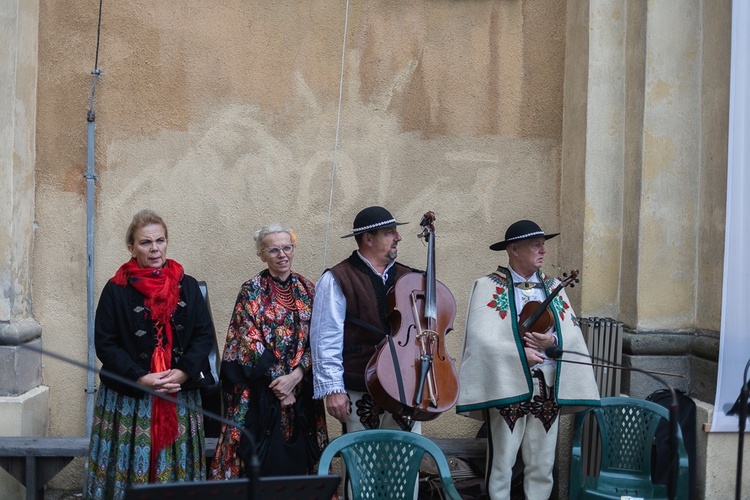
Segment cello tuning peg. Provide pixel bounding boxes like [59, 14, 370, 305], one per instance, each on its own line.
[574, 278, 580, 283]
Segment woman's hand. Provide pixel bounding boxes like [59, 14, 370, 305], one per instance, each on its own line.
[269, 366, 304, 401]
[280, 393, 297, 407]
[137, 369, 188, 394]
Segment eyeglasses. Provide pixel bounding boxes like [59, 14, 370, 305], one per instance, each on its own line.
[262, 244, 295, 257]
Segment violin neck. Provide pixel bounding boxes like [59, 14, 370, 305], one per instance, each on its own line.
[424, 230, 437, 322]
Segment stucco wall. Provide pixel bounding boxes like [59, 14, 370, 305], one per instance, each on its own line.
[33, 0, 569, 448]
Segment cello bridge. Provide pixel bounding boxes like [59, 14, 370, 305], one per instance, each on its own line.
[416, 330, 438, 343]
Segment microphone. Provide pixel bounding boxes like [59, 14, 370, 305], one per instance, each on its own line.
[544, 345, 681, 500]
[544, 345, 563, 359]
[20, 342, 261, 500]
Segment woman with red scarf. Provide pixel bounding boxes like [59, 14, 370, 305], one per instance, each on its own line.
[86, 209, 216, 499]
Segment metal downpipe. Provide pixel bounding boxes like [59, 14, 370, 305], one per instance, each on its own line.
[83, 68, 101, 493]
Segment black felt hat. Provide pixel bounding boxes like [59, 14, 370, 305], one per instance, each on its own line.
[489, 220, 559, 251]
[341, 206, 408, 238]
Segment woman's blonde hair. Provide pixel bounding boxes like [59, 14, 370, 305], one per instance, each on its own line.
[125, 209, 168, 247]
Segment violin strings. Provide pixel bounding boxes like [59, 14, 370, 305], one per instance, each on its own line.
[321, 0, 351, 272]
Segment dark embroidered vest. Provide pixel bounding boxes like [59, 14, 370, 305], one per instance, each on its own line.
[329, 252, 413, 391]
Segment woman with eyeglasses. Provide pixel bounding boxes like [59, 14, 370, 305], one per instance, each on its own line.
[210, 223, 329, 479]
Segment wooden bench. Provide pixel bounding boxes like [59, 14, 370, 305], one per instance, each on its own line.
[431, 437, 486, 459]
[0, 437, 89, 500]
[0, 435, 484, 499]
[0, 437, 222, 500]
[206, 436, 487, 459]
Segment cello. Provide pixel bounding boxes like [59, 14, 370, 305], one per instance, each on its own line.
[365, 211, 459, 421]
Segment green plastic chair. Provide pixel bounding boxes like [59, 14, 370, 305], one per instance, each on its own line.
[316, 429, 462, 500]
[570, 396, 690, 499]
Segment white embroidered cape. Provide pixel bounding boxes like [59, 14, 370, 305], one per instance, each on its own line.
[456, 267, 600, 420]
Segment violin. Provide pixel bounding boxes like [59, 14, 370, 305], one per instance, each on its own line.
[365, 211, 459, 421]
[517, 270, 580, 334]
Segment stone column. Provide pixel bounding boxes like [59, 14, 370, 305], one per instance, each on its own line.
[561, 0, 628, 320]
[559, 1, 731, 498]
[618, 0, 727, 402]
[562, 0, 727, 393]
[563, 0, 707, 331]
[0, 0, 48, 448]
[559, 2, 631, 497]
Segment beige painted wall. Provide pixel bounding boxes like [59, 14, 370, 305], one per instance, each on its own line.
[33, 1, 570, 446]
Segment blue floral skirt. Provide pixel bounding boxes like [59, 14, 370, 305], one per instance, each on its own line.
[85, 385, 206, 499]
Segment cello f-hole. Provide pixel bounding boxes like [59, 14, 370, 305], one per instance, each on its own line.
[434, 337, 447, 362]
[398, 324, 415, 347]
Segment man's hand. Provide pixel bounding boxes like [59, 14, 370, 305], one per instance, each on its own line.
[523, 330, 555, 351]
[325, 392, 351, 423]
[524, 347, 544, 368]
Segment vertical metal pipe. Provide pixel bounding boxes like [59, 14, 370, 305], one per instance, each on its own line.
[82, 69, 100, 494]
[84, 69, 100, 437]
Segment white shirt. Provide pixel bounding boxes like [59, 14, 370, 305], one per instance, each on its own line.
[310, 252, 396, 399]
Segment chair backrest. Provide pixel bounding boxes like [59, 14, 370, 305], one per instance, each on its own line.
[317, 429, 460, 500]
[197, 281, 222, 437]
[570, 396, 690, 500]
[593, 397, 678, 479]
[197, 281, 221, 385]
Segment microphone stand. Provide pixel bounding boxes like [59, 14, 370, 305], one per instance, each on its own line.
[22, 343, 260, 500]
[728, 359, 750, 500]
[544, 357, 685, 379]
[545, 346, 682, 500]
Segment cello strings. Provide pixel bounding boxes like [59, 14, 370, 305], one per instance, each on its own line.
[321, 0, 351, 272]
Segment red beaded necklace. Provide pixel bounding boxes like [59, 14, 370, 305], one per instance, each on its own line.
[270, 277, 297, 310]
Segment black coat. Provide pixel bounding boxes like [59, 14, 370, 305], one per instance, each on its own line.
[94, 273, 216, 397]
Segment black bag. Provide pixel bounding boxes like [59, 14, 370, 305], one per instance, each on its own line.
[238, 377, 319, 476]
[647, 388, 696, 500]
[294, 378, 323, 469]
[254, 399, 308, 476]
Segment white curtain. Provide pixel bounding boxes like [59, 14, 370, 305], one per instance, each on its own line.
[711, 0, 750, 433]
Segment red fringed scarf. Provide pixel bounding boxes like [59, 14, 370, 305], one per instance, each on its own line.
[112, 258, 184, 477]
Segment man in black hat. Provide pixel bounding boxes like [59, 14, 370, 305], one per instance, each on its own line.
[456, 220, 599, 499]
[310, 206, 421, 433]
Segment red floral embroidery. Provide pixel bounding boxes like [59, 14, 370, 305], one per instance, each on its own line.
[487, 285, 508, 319]
[552, 295, 570, 321]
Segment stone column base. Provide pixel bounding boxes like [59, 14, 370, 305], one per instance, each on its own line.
[0, 385, 50, 498]
[0, 321, 43, 396]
